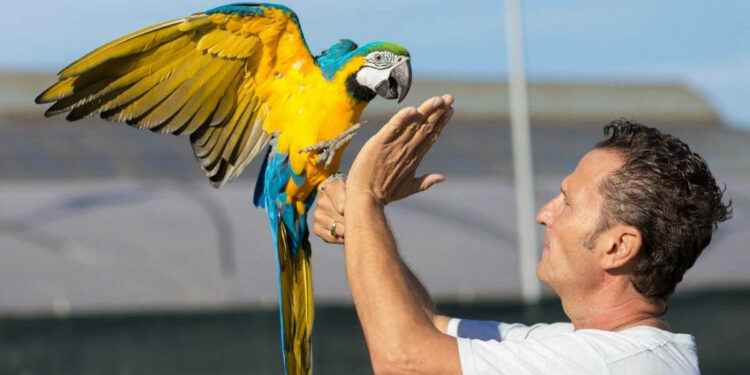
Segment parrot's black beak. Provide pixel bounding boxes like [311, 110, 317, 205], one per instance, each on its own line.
[375, 59, 412, 103]
[393, 59, 412, 103]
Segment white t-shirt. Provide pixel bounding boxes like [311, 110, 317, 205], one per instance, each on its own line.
[446, 318, 699, 375]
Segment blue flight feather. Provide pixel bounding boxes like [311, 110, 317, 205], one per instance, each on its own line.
[253, 146, 271, 208]
[206, 3, 297, 21]
[316, 39, 358, 79]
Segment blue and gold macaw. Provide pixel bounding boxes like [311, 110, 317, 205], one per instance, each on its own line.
[35, 3, 412, 374]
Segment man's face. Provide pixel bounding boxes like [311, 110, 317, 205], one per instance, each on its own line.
[535, 149, 624, 297]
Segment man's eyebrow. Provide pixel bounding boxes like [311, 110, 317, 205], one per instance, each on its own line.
[560, 186, 572, 204]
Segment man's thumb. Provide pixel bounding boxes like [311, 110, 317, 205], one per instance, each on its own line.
[416, 173, 446, 192]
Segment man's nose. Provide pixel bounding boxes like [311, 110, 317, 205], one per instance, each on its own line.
[536, 200, 553, 226]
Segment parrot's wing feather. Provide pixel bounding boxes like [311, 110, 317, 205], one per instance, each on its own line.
[315, 39, 358, 80]
[314, 39, 358, 62]
[36, 4, 316, 187]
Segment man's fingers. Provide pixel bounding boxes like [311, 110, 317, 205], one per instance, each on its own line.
[441, 94, 454, 107]
[409, 105, 454, 164]
[435, 106, 454, 134]
[402, 96, 446, 137]
[314, 201, 344, 225]
[312, 222, 344, 244]
[419, 96, 451, 127]
[380, 97, 451, 146]
[312, 222, 330, 243]
[391, 106, 421, 125]
[313, 206, 329, 226]
[313, 207, 342, 242]
[320, 173, 343, 192]
[312, 200, 346, 244]
[416, 173, 445, 192]
[323, 178, 347, 214]
[417, 96, 445, 118]
[381, 106, 422, 143]
[408, 96, 453, 146]
[425, 99, 450, 125]
[327, 218, 345, 241]
[427, 96, 454, 135]
[332, 220, 345, 238]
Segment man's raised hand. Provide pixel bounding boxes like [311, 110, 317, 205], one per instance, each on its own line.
[346, 95, 454, 206]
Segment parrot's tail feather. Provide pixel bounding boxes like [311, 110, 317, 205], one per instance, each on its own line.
[277, 220, 314, 375]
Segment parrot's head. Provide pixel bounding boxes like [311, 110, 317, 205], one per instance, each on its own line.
[328, 41, 411, 103]
[350, 41, 411, 103]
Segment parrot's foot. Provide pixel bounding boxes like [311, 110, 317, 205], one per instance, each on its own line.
[320, 172, 345, 191]
[300, 123, 361, 168]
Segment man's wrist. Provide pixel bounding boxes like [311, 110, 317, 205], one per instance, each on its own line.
[343, 186, 389, 256]
[346, 191, 385, 213]
[345, 183, 385, 209]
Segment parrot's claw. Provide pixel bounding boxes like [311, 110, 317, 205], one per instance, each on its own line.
[300, 123, 361, 168]
[320, 172, 345, 192]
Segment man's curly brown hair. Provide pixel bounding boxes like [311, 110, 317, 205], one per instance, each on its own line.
[591, 119, 732, 301]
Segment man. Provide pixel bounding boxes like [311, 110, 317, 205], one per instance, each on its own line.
[312, 95, 731, 374]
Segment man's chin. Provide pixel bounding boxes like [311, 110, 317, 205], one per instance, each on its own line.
[535, 262, 547, 284]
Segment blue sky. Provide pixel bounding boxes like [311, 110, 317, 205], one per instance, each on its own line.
[3, 0, 748, 127]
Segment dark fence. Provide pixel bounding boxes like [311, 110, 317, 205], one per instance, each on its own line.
[1, 288, 748, 375]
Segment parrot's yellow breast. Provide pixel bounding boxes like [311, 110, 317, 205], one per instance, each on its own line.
[257, 56, 368, 207]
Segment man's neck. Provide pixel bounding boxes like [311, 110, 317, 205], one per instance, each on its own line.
[563, 284, 670, 332]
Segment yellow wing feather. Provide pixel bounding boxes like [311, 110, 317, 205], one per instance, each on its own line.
[209, 73, 241, 126]
[136, 58, 229, 131]
[165, 63, 243, 135]
[57, 18, 187, 80]
[43, 35, 195, 116]
[37, 6, 318, 187]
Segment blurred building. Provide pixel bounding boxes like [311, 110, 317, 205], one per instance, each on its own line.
[1, 72, 747, 316]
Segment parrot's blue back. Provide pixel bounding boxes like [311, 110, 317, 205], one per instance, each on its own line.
[316, 39, 358, 80]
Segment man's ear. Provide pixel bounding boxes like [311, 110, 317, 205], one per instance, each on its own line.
[601, 225, 642, 270]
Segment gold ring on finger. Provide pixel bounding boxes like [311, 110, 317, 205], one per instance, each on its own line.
[329, 220, 338, 237]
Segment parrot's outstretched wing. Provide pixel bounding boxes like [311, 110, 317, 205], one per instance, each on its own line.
[36, 4, 315, 187]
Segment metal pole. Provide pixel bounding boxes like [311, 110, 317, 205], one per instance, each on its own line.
[504, 0, 541, 304]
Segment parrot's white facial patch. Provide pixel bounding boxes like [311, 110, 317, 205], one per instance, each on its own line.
[356, 51, 409, 91]
[355, 66, 392, 91]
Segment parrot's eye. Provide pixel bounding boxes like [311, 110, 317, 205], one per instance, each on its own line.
[374, 53, 383, 61]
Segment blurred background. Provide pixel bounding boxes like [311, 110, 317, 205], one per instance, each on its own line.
[1, 0, 749, 374]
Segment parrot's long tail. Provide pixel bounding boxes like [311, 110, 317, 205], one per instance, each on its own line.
[275, 219, 314, 375]
[255, 146, 316, 375]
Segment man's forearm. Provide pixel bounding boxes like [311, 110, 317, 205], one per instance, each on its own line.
[402, 260, 437, 319]
[401, 259, 452, 333]
[344, 193, 459, 373]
